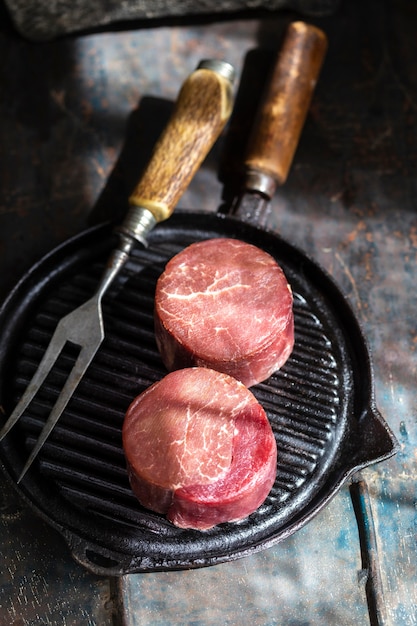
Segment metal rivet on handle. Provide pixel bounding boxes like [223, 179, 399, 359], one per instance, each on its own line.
[197, 59, 235, 84]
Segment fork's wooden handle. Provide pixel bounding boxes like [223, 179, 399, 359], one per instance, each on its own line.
[244, 22, 327, 186]
[128, 63, 234, 223]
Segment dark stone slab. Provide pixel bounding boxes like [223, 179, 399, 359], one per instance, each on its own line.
[4, 0, 340, 41]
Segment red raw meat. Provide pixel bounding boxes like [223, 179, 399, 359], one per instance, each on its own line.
[154, 238, 294, 387]
[122, 367, 277, 530]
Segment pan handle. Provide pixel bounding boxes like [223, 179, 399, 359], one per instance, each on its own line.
[239, 22, 327, 204]
[122, 60, 234, 243]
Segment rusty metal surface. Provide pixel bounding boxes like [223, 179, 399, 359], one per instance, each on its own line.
[0, 478, 118, 625]
[0, 0, 416, 624]
[118, 486, 371, 625]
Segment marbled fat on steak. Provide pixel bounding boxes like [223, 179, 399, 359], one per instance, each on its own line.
[154, 238, 294, 387]
[122, 368, 277, 529]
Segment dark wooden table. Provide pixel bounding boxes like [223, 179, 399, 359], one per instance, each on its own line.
[1, 1, 416, 623]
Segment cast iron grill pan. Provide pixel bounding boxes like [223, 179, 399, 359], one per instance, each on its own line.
[0, 212, 397, 575]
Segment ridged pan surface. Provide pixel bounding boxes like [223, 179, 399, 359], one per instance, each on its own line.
[0, 212, 397, 575]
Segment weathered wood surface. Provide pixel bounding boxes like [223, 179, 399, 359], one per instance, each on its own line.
[0, 0, 416, 623]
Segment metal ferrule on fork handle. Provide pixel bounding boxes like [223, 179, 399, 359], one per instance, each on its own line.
[117, 206, 157, 250]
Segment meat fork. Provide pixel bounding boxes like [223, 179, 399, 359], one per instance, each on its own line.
[0, 59, 235, 483]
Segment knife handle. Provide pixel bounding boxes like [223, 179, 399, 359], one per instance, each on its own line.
[128, 61, 234, 225]
[244, 22, 327, 192]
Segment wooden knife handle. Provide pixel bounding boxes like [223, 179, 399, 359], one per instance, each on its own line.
[244, 22, 327, 188]
[128, 62, 234, 223]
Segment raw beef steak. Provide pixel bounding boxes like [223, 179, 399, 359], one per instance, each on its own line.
[122, 367, 277, 530]
[154, 238, 294, 387]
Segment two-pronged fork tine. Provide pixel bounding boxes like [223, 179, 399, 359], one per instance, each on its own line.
[0, 321, 69, 442]
[0, 60, 235, 483]
[0, 246, 129, 483]
[14, 336, 102, 483]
